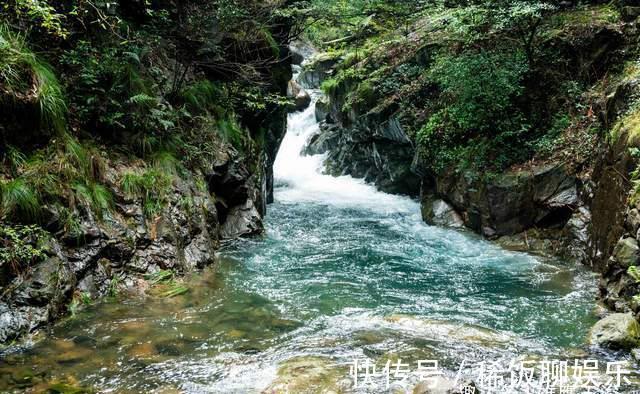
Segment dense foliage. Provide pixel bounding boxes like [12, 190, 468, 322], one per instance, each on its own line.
[303, 0, 620, 175]
[0, 0, 295, 230]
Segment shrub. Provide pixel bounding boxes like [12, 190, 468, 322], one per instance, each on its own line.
[0, 24, 66, 134]
[429, 49, 528, 134]
[417, 49, 530, 173]
[0, 224, 48, 273]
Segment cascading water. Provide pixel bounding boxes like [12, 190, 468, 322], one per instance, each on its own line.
[0, 72, 603, 393]
[274, 91, 417, 213]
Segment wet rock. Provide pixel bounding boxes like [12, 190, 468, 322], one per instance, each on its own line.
[613, 237, 640, 268]
[627, 209, 640, 234]
[384, 315, 515, 348]
[622, 6, 640, 21]
[304, 124, 340, 156]
[315, 96, 331, 123]
[421, 197, 464, 228]
[207, 159, 252, 213]
[13, 257, 75, 307]
[290, 40, 316, 66]
[221, 199, 263, 239]
[321, 121, 420, 196]
[0, 304, 32, 343]
[183, 231, 215, 270]
[298, 53, 338, 89]
[413, 378, 478, 394]
[495, 229, 560, 255]
[288, 80, 311, 112]
[262, 356, 348, 394]
[422, 163, 580, 239]
[589, 313, 640, 349]
[563, 207, 592, 262]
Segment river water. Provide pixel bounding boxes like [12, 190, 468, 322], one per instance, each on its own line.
[0, 89, 605, 393]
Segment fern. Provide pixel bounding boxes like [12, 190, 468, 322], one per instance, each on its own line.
[128, 93, 157, 108]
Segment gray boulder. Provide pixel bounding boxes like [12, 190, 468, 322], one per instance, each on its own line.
[287, 80, 311, 112]
[589, 313, 640, 349]
[221, 199, 263, 239]
[422, 198, 464, 228]
[613, 237, 640, 268]
[315, 96, 330, 122]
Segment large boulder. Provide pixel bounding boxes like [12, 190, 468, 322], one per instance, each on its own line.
[289, 40, 315, 66]
[613, 237, 640, 268]
[422, 197, 464, 228]
[303, 124, 341, 156]
[425, 163, 580, 238]
[220, 199, 263, 239]
[287, 80, 311, 112]
[297, 53, 338, 89]
[589, 313, 640, 349]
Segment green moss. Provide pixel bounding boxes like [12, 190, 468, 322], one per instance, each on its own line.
[545, 4, 620, 36]
[611, 107, 640, 145]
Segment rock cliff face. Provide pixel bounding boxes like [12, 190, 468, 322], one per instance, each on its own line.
[302, 57, 421, 196]
[0, 135, 285, 343]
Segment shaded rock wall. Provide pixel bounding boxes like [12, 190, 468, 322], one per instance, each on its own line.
[303, 73, 421, 196]
[0, 144, 271, 343]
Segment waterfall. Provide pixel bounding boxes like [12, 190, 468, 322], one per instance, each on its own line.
[273, 88, 418, 215]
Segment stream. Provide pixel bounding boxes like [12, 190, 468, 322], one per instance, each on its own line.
[0, 84, 609, 393]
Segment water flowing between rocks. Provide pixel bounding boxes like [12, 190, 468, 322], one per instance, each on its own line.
[0, 86, 606, 393]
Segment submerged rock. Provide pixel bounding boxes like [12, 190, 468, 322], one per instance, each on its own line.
[384, 315, 515, 348]
[589, 313, 640, 349]
[262, 356, 348, 394]
[413, 377, 478, 394]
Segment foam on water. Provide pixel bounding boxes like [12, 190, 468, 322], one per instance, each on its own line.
[274, 93, 418, 215]
[273, 91, 542, 271]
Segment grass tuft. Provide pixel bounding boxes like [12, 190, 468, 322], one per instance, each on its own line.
[0, 24, 67, 134]
[0, 178, 40, 221]
[72, 181, 113, 219]
[121, 168, 172, 218]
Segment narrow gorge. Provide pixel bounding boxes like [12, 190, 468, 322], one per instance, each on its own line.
[2, 1, 640, 393]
